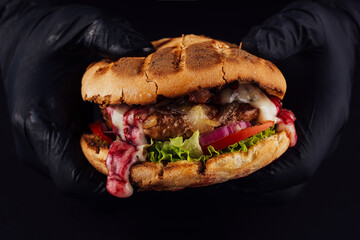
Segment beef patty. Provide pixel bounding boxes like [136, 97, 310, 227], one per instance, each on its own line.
[143, 102, 259, 140]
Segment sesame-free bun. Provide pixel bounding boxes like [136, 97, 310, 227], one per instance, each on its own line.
[80, 131, 290, 191]
[81, 34, 286, 106]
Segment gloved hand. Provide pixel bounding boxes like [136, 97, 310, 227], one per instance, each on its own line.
[223, 0, 360, 204]
[0, 0, 154, 198]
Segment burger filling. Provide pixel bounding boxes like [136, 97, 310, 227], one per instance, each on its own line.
[90, 82, 297, 198]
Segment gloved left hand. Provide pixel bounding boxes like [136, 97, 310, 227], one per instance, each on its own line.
[0, 0, 154, 198]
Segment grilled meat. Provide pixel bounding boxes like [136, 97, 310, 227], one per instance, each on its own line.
[143, 102, 259, 140]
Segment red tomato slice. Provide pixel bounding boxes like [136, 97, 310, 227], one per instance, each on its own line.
[201, 121, 274, 154]
[89, 121, 114, 144]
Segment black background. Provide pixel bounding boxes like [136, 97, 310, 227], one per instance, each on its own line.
[1, 1, 360, 239]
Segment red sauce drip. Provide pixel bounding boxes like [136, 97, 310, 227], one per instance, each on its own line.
[123, 108, 148, 146]
[277, 109, 296, 124]
[277, 108, 297, 147]
[269, 96, 297, 147]
[106, 140, 136, 198]
[105, 106, 149, 198]
[268, 96, 281, 115]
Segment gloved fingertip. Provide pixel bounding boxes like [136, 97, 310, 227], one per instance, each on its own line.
[241, 36, 259, 56]
[79, 14, 155, 60]
[241, 26, 284, 63]
[142, 46, 155, 54]
[130, 44, 155, 58]
[103, 44, 155, 61]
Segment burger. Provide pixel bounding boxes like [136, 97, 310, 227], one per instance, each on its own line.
[80, 34, 297, 198]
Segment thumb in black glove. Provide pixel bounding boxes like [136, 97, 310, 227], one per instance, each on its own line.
[228, 0, 360, 203]
[0, 0, 154, 198]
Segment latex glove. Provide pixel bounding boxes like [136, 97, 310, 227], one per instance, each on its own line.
[224, 0, 360, 203]
[0, 0, 154, 198]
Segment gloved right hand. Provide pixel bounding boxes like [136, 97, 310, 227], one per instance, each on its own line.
[223, 0, 360, 204]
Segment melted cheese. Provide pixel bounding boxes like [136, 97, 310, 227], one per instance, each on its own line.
[110, 105, 131, 141]
[105, 105, 150, 198]
[220, 83, 277, 122]
[108, 105, 149, 162]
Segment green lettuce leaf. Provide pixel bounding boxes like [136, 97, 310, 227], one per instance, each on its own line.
[146, 131, 203, 163]
[146, 125, 275, 163]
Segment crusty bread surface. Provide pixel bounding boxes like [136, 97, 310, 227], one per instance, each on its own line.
[80, 131, 290, 191]
[81, 34, 286, 106]
[80, 134, 109, 175]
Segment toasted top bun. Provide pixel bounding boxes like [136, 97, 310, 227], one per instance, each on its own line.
[81, 34, 286, 106]
[80, 131, 290, 191]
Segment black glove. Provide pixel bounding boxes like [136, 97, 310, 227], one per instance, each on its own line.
[225, 0, 360, 204]
[0, 0, 154, 198]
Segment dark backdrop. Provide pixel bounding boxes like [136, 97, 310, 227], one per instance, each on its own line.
[1, 1, 360, 239]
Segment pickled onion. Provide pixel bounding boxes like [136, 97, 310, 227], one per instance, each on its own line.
[199, 121, 251, 147]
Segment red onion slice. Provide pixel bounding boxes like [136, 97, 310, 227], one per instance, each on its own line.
[199, 121, 251, 147]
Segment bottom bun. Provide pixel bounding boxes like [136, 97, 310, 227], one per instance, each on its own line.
[80, 131, 290, 191]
